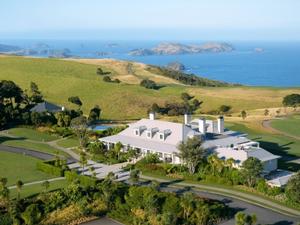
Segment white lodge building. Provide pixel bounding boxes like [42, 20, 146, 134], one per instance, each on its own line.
[100, 113, 280, 174]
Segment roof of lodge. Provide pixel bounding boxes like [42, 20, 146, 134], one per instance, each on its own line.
[100, 118, 281, 162]
[30, 101, 62, 113]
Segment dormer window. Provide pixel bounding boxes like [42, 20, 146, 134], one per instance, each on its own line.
[134, 126, 147, 136]
[146, 127, 159, 139]
[147, 131, 152, 139]
[159, 134, 164, 140]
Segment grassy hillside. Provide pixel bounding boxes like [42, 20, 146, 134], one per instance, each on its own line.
[0, 55, 299, 120]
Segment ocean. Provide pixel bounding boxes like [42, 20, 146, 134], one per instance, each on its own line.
[1, 39, 300, 87]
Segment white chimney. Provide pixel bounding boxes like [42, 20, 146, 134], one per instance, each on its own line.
[184, 113, 191, 125]
[149, 112, 156, 120]
[217, 116, 224, 134]
[198, 118, 206, 135]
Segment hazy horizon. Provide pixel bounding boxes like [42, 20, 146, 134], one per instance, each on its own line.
[1, 0, 300, 41]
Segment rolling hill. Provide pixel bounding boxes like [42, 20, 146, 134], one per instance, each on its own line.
[0, 55, 299, 120]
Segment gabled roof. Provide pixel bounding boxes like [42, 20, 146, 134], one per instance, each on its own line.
[120, 119, 199, 145]
[247, 148, 281, 162]
[100, 118, 200, 154]
[30, 101, 62, 113]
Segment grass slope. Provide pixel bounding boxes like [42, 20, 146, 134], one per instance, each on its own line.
[271, 114, 300, 138]
[0, 151, 55, 186]
[0, 56, 299, 120]
[7, 127, 58, 142]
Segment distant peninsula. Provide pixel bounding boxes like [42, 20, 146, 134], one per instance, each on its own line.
[129, 42, 234, 56]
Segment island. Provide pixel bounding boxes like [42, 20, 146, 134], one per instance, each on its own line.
[129, 42, 234, 56]
[166, 61, 186, 71]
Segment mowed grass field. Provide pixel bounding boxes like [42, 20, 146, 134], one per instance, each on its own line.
[0, 151, 55, 186]
[1, 56, 299, 120]
[9, 179, 68, 199]
[271, 114, 300, 138]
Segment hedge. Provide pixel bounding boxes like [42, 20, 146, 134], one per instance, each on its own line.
[36, 160, 64, 177]
[65, 171, 99, 187]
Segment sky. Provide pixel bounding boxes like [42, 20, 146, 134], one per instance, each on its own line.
[1, 0, 300, 40]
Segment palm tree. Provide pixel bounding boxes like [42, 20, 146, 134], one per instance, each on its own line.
[89, 166, 97, 178]
[129, 169, 140, 184]
[180, 192, 195, 220]
[207, 154, 223, 175]
[225, 158, 235, 169]
[235, 212, 257, 225]
[41, 180, 50, 193]
[16, 180, 23, 200]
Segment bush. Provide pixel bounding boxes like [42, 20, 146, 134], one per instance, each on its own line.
[36, 161, 65, 177]
[140, 79, 158, 89]
[64, 171, 99, 187]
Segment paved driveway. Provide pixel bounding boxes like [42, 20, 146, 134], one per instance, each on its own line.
[82, 217, 123, 225]
[68, 160, 130, 181]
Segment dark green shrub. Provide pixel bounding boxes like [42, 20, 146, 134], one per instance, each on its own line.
[36, 161, 64, 176]
[64, 171, 98, 187]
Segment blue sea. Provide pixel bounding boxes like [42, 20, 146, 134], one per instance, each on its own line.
[1, 39, 300, 87]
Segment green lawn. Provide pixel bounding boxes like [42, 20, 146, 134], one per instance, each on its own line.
[0, 137, 68, 157]
[56, 137, 79, 148]
[0, 151, 55, 186]
[226, 122, 300, 171]
[9, 179, 68, 199]
[7, 127, 58, 142]
[271, 114, 300, 137]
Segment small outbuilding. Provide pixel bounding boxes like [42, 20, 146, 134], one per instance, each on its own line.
[30, 101, 63, 113]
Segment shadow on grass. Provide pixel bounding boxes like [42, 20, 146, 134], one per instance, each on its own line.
[258, 140, 300, 172]
[0, 135, 26, 144]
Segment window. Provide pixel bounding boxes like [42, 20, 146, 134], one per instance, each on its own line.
[135, 129, 139, 136]
[147, 150, 151, 154]
[147, 131, 152, 138]
[159, 134, 164, 140]
[158, 152, 163, 158]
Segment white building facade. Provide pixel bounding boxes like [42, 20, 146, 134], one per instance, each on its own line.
[100, 113, 280, 173]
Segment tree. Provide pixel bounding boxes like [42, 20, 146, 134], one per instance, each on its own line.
[235, 212, 257, 225]
[285, 172, 300, 203]
[264, 109, 269, 116]
[181, 92, 193, 101]
[41, 180, 50, 193]
[103, 76, 112, 82]
[21, 204, 41, 225]
[219, 105, 232, 114]
[29, 82, 43, 104]
[140, 79, 158, 89]
[79, 151, 88, 173]
[89, 166, 97, 178]
[283, 94, 300, 108]
[0, 177, 9, 206]
[241, 110, 247, 120]
[70, 116, 89, 150]
[0, 80, 24, 104]
[16, 180, 23, 200]
[241, 157, 263, 187]
[96, 67, 104, 75]
[176, 137, 206, 174]
[88, 105, 101, 121]
[68, 96, 82, 108]
[130, 169, 140, 184]
[114, 142, 123, 161]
